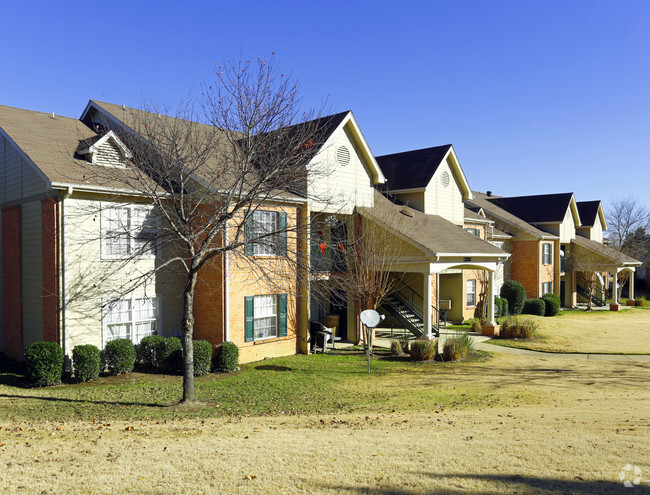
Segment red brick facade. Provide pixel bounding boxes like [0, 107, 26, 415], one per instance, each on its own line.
[41, 198, 59, 343]
[2, 206, 23, 359]
[510, 240, 540, 299]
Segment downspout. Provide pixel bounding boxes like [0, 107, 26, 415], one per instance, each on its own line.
[224, 224, 229, 342]
[58, 186, 73, 364]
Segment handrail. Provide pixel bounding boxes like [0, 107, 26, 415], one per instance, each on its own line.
[388, 273, 440, 331]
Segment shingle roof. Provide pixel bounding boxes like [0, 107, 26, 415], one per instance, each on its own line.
[576, 201, 601, 227]
[572, 236, 641, 266]
[464, 207, 489, 222]
[358, 191, 507, 257]
[376, 145, 452, 191]
[486, 192, 575, 223]
[467, 191, 557, 239]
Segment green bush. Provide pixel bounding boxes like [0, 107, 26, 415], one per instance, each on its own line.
[442, 333, 474, 362]
[135, 335, 165, 371]
[24, 341, 64, 386]
[500, 316, 539, 339]
[495, 297, 508, 317]
[104, 339, 135, 375]
[500, 280, 527, 315]
[542, 293, 561, 316]
[522, 298, 546, 316]
[463, 318, 482, 332]
[635, 298, 646, 307]
[410, 338, 437, 361]
[72, 344, 100, 382]
[155, 337, 182, 374]
[212, 341, 239, 373]
[193, 340, 212, 376]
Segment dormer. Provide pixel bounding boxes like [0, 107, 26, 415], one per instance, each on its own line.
[377, 144, 472, 225]
[76, 130, 132, 167]
[576, 200, 606, 242]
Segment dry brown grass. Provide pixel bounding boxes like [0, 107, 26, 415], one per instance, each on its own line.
[495, 308, 650, 354]
[1, 353, 648, 494]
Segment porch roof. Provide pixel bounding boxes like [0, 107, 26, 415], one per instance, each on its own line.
[358, 191, 508, 259]
[572, 236, 641, 268]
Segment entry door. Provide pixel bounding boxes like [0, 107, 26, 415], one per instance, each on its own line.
[560, 281, 565, 307]
[329, 290, 348, 339]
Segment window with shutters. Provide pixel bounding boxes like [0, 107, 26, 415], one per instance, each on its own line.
[244, 294, 288, 342]
[245, 210, 287, 256]
[103, 295, 159, 346]
[542, 282, 552, 295]
[542, 243, 552, 265]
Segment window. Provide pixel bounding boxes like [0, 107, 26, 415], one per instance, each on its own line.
[102, 205, 159, 258]
[465, 227, 481, 238]
[103, 295, 158, 345]
[245, 210, 287, 256]
[244, 294, 288, 342]
[542, 282, 552, 295]
[466, 279, 476, 307]
[542, 243, 552, 265]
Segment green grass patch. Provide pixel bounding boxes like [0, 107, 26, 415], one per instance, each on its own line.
[0, 348, 531, 422]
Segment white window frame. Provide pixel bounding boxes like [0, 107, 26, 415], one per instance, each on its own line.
[103, 295, 160, 347]
[542, 243, 552, 265]
[251, 210, 279, 256]
[253, 294, 278, 340]
[542, 282, 552, 295]
[465, 227, 481, 238]
[466, 279, 476, 307]
[101, 203, 160, 259]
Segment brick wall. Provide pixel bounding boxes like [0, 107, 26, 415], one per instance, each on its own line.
[2, 206, 22, 359]
[510, 240, 540, 298]
[41, 198, 59, 342]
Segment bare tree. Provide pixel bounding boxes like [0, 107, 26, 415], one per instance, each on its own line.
[573, 246, 608, 311]
[606, 197, 650, 251]
[76, 56, 330, 403]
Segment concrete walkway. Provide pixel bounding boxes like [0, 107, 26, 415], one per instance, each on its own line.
[372, 327, 650, 363]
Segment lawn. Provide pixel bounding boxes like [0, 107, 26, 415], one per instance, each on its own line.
[488, 307, 650, 354]
[1, 348, 649, 493]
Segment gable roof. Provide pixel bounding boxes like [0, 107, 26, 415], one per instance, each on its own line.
[576, 200, 606, 229]
[358, 191, 507, 258]
[486, 192, 577, 224]
[467, 191, 558, 239]
[572, 236, 641, 267]
[376, 145, 452, 191]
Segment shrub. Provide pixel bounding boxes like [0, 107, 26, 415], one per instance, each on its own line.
[390, 340, 404, 357]
[104, 339, 135, 375]
[72, 344, 100, 382]
[399, 334, 410, 354]
[522, 298, 546, 316]
[495, 297, 509, 317]
[155, 337, 182, 374]
[212, 341, 239, 373]
[442, 333, 474, 362]
[500, 280, 527, 315]
[464, 318, 482, 332]
[193, 340, 212, 376]
[500, 316, 539, 339]
[635, 298, 646, 307]
[24, 341, 64, 386]
[135, 335, 165, 371]
[410, 338, 437, 361]
[542, 293, 561, 316]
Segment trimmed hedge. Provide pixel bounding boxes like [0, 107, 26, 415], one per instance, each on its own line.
[495, 296, 509, 317]
[542, 293, 561, 316]
[522, 298, 546, 316]
[104, 339, 136, 375]
[212, 341, 239, 373]
[193, 340, 212, 376]
[72, 344, 100, 382]
[136, 335, 165, 371]
[155, 337, 182, 374]
[25, 341, 64, 387]
[500, 280, 527, 315]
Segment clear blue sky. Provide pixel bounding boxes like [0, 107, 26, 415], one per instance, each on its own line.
[2, 0, 649, 211]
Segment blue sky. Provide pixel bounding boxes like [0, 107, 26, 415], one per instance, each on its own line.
[2, 0, 649, 211]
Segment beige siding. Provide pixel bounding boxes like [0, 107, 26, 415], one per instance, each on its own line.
[591, 218, 604, 242]
[0, 212, 3, 352]
[424, 158, 464, 225]
[393, 192, 425, 212]
[308, 124, 376, 214]
[63, 197, 183, 351]
[559, 207, 576, 243]
[22, 201, 44, 348]
[0, 134, 48, 203]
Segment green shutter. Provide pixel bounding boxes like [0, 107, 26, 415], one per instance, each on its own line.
[245, 214, 254, 256]
[278, 294, 288, 337]
[278, 212, 287, 256]
[244, 296, 254, 342]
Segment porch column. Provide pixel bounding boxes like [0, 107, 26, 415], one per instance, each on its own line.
[628, 270, 635, 300]
[613, 270, 620, 304]
[423, 273, 433, 339]
[487, 270, 496, 326]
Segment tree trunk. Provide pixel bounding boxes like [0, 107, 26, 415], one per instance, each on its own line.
[181, 270, 198, 403]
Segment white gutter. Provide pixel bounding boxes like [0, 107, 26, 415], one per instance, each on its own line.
[224, 224, 230, 342]
[59, 186, 73, 365]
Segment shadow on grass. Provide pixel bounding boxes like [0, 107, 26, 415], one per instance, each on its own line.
[254, 365, 293, 372]
[0, 392, 171, 409]
[317, 472, 631, 494]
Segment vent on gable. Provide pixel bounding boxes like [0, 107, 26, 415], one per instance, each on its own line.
[336, 145, 350, 166]
[441, 171, 450, 188]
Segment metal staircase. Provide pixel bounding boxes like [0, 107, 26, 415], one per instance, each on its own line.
[576, 275, 606, 307]
[379, 275, 439, 338]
